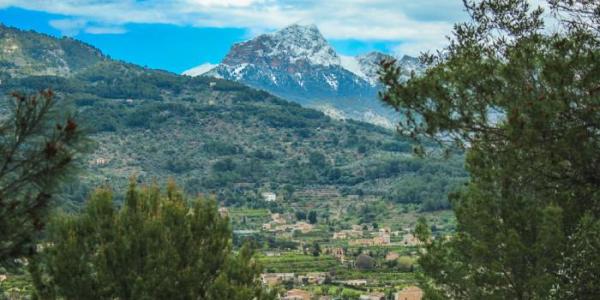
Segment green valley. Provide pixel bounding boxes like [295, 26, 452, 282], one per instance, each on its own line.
[0, 23, 462, 299]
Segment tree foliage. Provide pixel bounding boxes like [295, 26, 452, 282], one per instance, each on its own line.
[380, 0, 600, 298]
[29, 180, 274, 300]
[355, 254, 376, 271]
[0, 90, 88, 266]
[307, 210, 318, 224]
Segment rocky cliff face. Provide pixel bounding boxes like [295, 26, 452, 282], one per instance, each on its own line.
[184, 24, 424, 128]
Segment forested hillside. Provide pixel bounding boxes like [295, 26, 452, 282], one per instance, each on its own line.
[0, 24, 466, 210]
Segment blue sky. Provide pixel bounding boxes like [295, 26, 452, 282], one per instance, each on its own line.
[0, 1, 468, 73]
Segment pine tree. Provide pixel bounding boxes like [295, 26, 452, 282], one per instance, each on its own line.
[29, 180, 274, 300]
[379, 0, 600, 298]
[0, 90, 88, 266]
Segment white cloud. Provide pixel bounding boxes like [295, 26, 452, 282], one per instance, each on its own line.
[0, 0, 471, 54]
[185, 0, 264, 7]
[48, 18, 86, 36]
[84, 25, 126, 34]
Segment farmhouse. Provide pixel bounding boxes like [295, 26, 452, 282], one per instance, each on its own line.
[327, 247, 346, 262]
[264, 251, 281, 257]
[401, 233, 421, 246]
[332, 231, 348, 239]
[333, 229, 362, 240]
[373, 235, 390, 246]
[360, 292, 386, 300]
[262, 213, 289, 231]
[297, 272, 327, 285]
[337, 279, 368, 286]
[349, 231, 390, 246]
[261, 192, 277, 202]
[349, 239, 374, 246]
[91, 157, 110, 166]
[260, 273, 295, 286]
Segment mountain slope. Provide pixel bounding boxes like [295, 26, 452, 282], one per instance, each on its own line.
[0, 24, 465, 211]
[0, 24, 105, 79]
[185, 24, 424, 128]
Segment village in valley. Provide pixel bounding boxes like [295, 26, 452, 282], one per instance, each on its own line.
[221, 189, 455, 300]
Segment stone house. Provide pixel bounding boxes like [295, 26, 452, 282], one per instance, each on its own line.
[297, 272, 327, 285]
[260, 273, 295, 286]
[401, 233, 421, 246]
[333, 229, 362, 240]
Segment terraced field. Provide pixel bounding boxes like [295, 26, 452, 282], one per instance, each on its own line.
[259, 252, 340, 273]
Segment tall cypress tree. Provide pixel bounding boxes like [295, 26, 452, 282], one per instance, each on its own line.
[379, 0, 600, 298]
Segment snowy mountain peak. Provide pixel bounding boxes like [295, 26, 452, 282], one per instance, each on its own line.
[222, 23, 339, 68]
[182, 24, 425, 128]
[269, 23, 339, 66]
[274, 23, 321, 39]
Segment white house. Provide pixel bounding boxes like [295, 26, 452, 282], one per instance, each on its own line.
[261, 192, 277, 202]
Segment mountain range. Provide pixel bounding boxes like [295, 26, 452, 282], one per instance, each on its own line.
[183, 24, 423, 128]
[0, 23, 464, 211]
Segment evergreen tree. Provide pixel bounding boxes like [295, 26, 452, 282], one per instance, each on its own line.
[295, 211, 306, 221]
[30, 180, 274, 300]
[379, 0, 600, 298]
[307, 210, 318, 224]
[0, 90, 88, 266]
[311, 241, 321, 257]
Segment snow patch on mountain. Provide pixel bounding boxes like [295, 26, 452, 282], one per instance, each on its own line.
[182, 63, 216, 76]
[231, 63, 249, 79]
[323, 73, 338, 90]
[339, 55, 367, 82]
